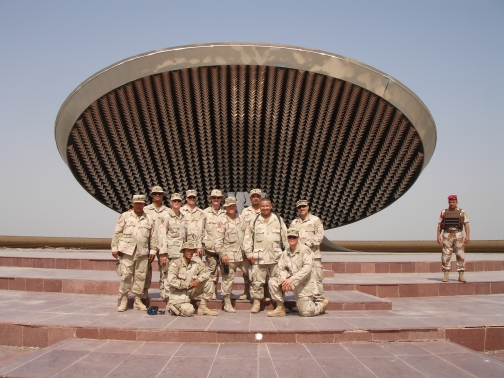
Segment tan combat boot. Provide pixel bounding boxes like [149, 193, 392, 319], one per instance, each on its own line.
[321, 298, 330, 314]
[442, 271, 450, 282]
[267, 301, 286, 317]
[223, 296, 236, 313]
[117, 295, 128, 312]
[458, 271, 466, 283]
[133, 296, 147, 311]
[238, 283, 251, 300]
[198, 299, 218, 316]
[250, 299, 261, 313]
[212, 285, 218, 300]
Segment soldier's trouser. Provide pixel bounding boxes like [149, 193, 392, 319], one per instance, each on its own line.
[250, 263, 278, 300]
[268, 277, 324, 317]
[168, 279, 215, 316]
[119, 252, 148, 296]
[221, 259, 250, 297]
[144, 252, 161, 291]
[441, 231, 465, 271]
[160, 257, 176, 300]
[205, 250, 219, 283]
[312, 258, 324, 299]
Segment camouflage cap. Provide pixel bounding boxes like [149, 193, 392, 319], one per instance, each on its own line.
[181, 241, 197, 250]
[170, 193, 183, 201]
[296, 199, 309, 207]
[223, 197, 237, 207]
[132, 194, 146, 203]
[287, 228, 299, 237]
[249, 189, 262, 197]
[150, 186, 165, 194]
[208, 189, 224, 199]
[186, 189, 197, 197]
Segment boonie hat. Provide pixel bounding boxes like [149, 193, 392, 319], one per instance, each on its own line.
[132, 194, 146, 203]
[223, 197, 237, 207]
[448, 195, 457, 201]
[186, 189, 197, 197]
[249, 189, 262, 197]
[150, 186, 165, 194]
[296, 199, 309, 207]
[170, 193, 183, 201]
[208, 189, 224, 199]
[287, 228, 299, 237]
[181, 242, 197, 250]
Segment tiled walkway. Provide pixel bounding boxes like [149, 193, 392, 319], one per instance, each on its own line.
[0, 291, 503, 331]
[1, 339, 504, 377]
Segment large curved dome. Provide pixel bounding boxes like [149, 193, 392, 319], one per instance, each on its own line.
[55, 43, 436, 229]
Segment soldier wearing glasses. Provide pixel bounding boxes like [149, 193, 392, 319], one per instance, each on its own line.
[158, 193, 187, 301]
[290, 199, 325, 300]
[142, 186, 170, 300]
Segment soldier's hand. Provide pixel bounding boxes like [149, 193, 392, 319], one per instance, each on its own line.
[464, 236, 470, 244]
[248, 257, 255, 265]
[112, 251, 119, 260]
[437, 235, 442, 245]
[189, 279, 199, 288]
[148, 254, 156, 263]
[196, 248, 203, 256]
[159, 255, 168, 266]
[281, 279, 291, 292]
[222, 256, 229, 265]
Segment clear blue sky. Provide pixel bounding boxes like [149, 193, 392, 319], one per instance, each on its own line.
[0, 1, 502, 240]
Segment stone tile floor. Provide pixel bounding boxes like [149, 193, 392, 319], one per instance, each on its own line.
[0, 346, 38, 370]
[1, 266, 503, 285]
[0, 291, 503, 331]
[2, 248, 504, 262]
[1, 339, 504, 377]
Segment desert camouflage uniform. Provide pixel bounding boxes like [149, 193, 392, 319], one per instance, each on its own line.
[237, 207, 260, 289]
[159, 209, 187, 299]
[202, 207, 226, 284]
[167, 256, 213, 316]
[181, 204, 205, 249]
[439, 208, 469, 271]
[215, 214, 249, 297]
[290, 214, 325, 298]
[269, 243, 325, 316]
[143, 203, 170, 296]
[243, 213, 288, 300]
[112, 211, 158, 297]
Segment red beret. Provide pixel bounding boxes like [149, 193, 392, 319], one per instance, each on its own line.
[447, 195, 457, 200]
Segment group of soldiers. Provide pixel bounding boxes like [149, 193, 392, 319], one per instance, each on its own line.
[111, 187, 330, 317]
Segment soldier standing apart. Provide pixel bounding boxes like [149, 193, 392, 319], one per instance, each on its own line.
[268, 228, 330, 317]
[112, 195, 158, 312]
[243, 198, 288, 313]
[166, 242, 218, 316]
[158, 193, 187, 301]
[180, 190, 205, 259]
[203, 189, 226, 299]
[290, 200, 325, 300]
[142, 186, 170, 300]
[215, 197, 248, 313]
[238, 189, 262, 300]
[437, 195, 470, 283]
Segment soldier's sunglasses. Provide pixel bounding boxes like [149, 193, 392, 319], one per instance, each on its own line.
[171, 199, 182, 202]
[152, 193, 164, 196]
[297, 205, 307, 209]
[187, 196, 196, 199]
[287, 236, 299, 239]
[211, 196, 221, 200]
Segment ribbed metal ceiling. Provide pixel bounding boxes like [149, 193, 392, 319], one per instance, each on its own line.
[66, 65, 423, 228]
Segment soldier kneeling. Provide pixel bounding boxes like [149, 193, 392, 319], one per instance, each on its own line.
[166, 242, 218, 317]
[268, 228, 330, 317]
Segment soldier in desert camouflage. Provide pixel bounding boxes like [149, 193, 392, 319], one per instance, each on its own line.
[268, 228, 330, 317]
[437, 195, 470, 283]
[112, 195, 158, 312]
[180, 189, 205, 258]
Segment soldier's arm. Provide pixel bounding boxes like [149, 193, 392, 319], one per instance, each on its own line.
[280, 217, 288, 248]
[195, 261, 211, 282]
[289, 250, 313, 290]
[214, 221, 226, 256]
[168, 262, 188, 290]
[277, 253, 289, 282]
[309, 218, 324, 248]
[243, 221, 254, 258]
[149, 217, 158, 255]
[111, 214, 125, 253]
[436, 211, 443, 244]
[196, 214, 204, 249]
[158, 215, 168, 256]
[464, 214, 470, 243]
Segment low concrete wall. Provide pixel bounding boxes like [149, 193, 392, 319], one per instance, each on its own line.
[0, 235, 502, 252]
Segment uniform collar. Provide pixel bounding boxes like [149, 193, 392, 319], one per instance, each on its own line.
[168, 208, 183, 218]
[287, 244, 301, 256]
[259, 213, 276, 225]
[147, 204, 167, 212]
[182, 204, 201, 213]
[131, 211, 147, 220]
[208, 207, 224, 215]
[299, 213, 312, 223]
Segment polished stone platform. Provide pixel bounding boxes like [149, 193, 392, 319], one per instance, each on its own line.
[1, 339, 504, 378]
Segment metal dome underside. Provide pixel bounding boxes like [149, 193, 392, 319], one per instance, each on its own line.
[56, 43, 435, 229]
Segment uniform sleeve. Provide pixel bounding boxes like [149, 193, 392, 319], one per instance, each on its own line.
[289, 250, 313, 290]
[197, 213, 205, 249]
[214, 220, 225, 256]
[309, 218, 324, 248]
[168, 262, 188, 290]
[277, 252, 289, 282]
[461, 210, 469, 223]
[280, 217, 288, 249]
[111, 214, 125, 252]
[438, 210, 444, 224]
[158, 215, 167, 255]
[195, 262, 211, 282]
[148, 216, 158, 255]
[243, 219, 254, 258]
